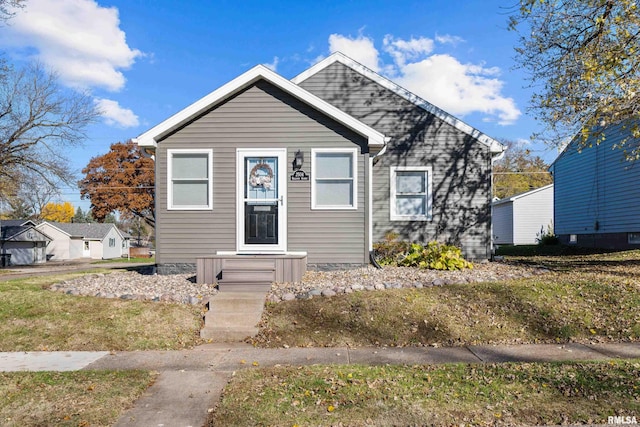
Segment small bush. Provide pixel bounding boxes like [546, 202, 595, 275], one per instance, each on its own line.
[372, 232, 409, 266]
[536, 223, 559, 246]
[373, 233, 472, 271]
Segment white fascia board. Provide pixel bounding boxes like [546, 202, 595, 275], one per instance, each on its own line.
[292, 52, 505, 154]
[134, 64, 386, 149]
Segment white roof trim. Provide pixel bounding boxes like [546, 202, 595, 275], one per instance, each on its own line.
[292, 52, 505, 154]
[134, 64, 386, 149]
[492, 184, 554, 206]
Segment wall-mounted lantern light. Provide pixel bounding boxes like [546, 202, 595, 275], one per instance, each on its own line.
[293, 150, 304, 170]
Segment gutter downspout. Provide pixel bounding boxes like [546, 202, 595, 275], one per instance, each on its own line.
[369, 138, 390, 268]
[489, 144, 507, 260]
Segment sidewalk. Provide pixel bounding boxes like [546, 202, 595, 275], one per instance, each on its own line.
[2, 342, 639, 426]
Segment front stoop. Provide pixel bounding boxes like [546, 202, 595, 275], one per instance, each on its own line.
[217, 267, 274, 292]
[200, 291, 267, 342]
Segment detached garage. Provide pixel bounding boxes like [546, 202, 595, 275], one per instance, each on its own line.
[492, 184, 554, 245]
[0, 220, 51, 266]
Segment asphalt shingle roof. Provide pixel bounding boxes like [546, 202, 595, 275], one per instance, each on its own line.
[47, 222, 123, 240]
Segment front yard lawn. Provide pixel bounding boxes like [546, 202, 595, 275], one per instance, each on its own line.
[0, 271, 203, 351]
[211, 360, 640, 426]
[0, 370, 155, 427]
[252, 251, 640, 348]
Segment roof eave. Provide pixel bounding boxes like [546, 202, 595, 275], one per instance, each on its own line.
[135, 64, 385, 149]
[292, 52, 504, 152]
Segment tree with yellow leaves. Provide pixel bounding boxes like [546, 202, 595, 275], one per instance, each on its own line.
[41, 201, 74, 223]
[510, 0, 640, 158]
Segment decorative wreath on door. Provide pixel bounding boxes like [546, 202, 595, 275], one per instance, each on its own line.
[249, 162, 274, 189]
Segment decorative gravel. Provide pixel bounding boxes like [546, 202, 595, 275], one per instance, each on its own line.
[48, 271, 217, 305]
[48, 261, 549, 306]
[268, 261, 550, 303]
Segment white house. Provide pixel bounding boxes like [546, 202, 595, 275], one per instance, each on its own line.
[492, 184, 554, 245]
[36, 222, 130, 260]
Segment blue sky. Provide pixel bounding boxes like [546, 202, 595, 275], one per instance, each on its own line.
[1, 0, 556, 211]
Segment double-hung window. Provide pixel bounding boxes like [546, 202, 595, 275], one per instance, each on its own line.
[168, 149, 213, 210]
[311, 148, 357, 210]
[390, 166, 432, 221]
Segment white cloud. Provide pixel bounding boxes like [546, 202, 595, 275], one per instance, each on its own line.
[328, 34, 380, 72]
[383, 35, 434, 67]
[435, 34, 465, 46]
[325, 34, 521, 125]
[265, 56, 279, 72]
[397, 54, 520, 125]
[95, 98, 139, 128]
[2, 0, 142, 92]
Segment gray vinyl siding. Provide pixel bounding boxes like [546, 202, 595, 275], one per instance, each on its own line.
[156, 80, 369, 266]
[554, 121, 640, 238]
[298, 62, 492, 259]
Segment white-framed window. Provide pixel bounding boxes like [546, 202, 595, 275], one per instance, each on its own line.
[311, 148, 358, 210]
[167, 149, 213, 210]
[108, 238, 116, 247]
[569, 234, 578, 244]
[390, 166, 433, 221]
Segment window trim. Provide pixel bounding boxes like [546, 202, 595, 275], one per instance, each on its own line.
[311, 148, 358, 210]
[390, 166, 433, 221]
[167, 149, 213, 210]
[628, 233, 640, 244]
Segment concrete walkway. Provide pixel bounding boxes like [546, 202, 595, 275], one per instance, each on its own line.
[1, 342, 639, 426]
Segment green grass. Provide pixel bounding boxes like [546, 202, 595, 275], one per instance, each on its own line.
[0, 271, 203, 351]
[0, 370, 155, 427]
[211, 360, 640, 426]
[252, 251, 640, 348]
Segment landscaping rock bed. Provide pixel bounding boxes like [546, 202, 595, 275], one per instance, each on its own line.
[267, 261, 550, 303]
[48, 271, 217, 305]
[47, 261, 549, 305]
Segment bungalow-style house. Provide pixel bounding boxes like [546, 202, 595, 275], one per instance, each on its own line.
[134, 52, 505, 285]
[0, 220, 51, 266]
[492, 184, 554, 245]
[35, 222, 130, 260]
[551, 120, 640, 249]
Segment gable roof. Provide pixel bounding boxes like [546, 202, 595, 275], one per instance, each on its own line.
[134, 64, 387, 149]
[0, 219, 36, 227]
[1, 225, 51, 242]
[292, 52, 505, 154]
[39, 222, 125, 241]
[492, 184, 554, 206]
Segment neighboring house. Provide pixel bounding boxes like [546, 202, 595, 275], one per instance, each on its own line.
[492, 184, 554, 245]
[0, 220, 51, 265]
[134, 52, 505, 280]
[551, 121, 640, 249]
[35, 222, 130, 260]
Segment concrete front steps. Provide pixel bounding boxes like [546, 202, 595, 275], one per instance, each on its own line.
[200, 291, 269, 342]
[201, 262, 276, 341]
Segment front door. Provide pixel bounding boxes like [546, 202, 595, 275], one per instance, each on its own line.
[237, 149, 287, 252]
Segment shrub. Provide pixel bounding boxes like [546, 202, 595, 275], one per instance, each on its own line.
[536, 223, 559, 246]
[373, 233, 472, 271]
[399, 241, 473, 271]
[372, 232, 410, 266]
